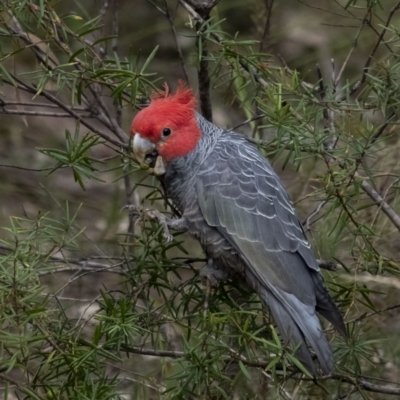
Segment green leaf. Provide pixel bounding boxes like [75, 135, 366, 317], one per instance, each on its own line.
[238, 360, 251, 379]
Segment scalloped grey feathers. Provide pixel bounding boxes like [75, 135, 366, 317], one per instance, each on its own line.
[164, 113, 345, 375]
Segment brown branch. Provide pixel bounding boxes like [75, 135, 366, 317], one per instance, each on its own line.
[188, 0, 217, 122]
[162, 0, 189, 82]
[3, 76, 127, 150]
[347, 303, 400, 325]
[346, 1, 400, 98]
[335, 15, 367, 85]
[79, 341, 400, 396]
[317, 259, 341, 271]
[0, 109, 93, 118]
[38, 87, 128, 149]
[232, 114, 266, 130]
[0, 373, 46, 400]
[0, 100, 87, 109]
[0, 164, 54, 172]
[357, 172, 400, 232]
[179, 0, 270, 88]
[259, 0, 275, 52]
[316, 64, 329, 132]
[88, 84, 127, 142]
[303, 200, 327, 232]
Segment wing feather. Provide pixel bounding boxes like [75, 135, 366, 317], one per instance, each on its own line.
[196, 135, 344, 374]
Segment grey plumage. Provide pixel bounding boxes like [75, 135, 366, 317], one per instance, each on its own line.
[163, 113, 345, 375]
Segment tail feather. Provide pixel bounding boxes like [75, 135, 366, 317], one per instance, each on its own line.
[265, 292, 317, 375]
[262, 287, 334, 375]
[311, 271, 346, 337]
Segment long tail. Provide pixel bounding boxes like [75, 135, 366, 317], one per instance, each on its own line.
[311, 271, 346, 337]
[260, 285, 334, 375]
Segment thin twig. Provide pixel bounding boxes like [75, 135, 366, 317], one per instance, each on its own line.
[0, 164, 54, 172]
[191, 1, 215, 122]
[88, 84, 127, 142]
[82, 341, 400, 396]
[0, 109, 93, 118]
[357, 172, 400, 232]
[335, 14, 367, 85]
[259, 0, 275, 52]
[347, 303, 400, 326]
[317, 259, 341, 271]
[0, 100, 87, 109]
[2, 76, 127, 149]
[162, 0, 189, 82]
[0, 374, 46, 400]
[203, 279, 211, 318]
[303, 200, 327, 232]
[232, 114, 266, 130]
[346, 1, 400, 98]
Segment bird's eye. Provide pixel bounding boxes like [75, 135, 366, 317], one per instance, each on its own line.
[162, 128, 172, 137]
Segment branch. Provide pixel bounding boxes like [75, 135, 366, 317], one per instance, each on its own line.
[335, 13, 367, 86]
[0, 373, 46, 400]
[81, 341, 400, 396]
[0, 164, 54, 172]
[348, 303, 400, 325]
[317, 259, 341, 271]
[0, 109, 93, 118]
[346, 1, 400, 98]
[161, 0, 189, 82]
[232, 114, 266, 130]
[186, 0, 218, 121]
[87, 83, 127, 142]
[356, 172, 400, 232]
[342, 271, 400, 290]
[3, 76, 127, 150]
[179, 0, 270, 89]
[179, 0, 400, 237]
[0, 100, 87, 110]
[259, 0, 275, 52]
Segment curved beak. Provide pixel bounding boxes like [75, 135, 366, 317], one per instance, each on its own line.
[132, 134, 156, 164]
[132, 134, 166, 176]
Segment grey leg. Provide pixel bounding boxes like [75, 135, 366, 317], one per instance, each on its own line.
[199, 259, 229, 287]
[125, 205, 187, 242]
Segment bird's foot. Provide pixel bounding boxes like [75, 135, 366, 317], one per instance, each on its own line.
[122, 205, 187, 243]
[199, 259, 228, 287]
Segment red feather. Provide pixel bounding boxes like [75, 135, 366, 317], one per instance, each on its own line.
[131, 81, 201, 161]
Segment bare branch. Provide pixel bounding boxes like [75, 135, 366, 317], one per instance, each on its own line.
[0, 164, 54, 172]
[85, 341, 400, 396]
[357, 172, 400, 232]
[347, 1, 400, 97]
[0, 101, 87, 110]
[259, 0, 275, 52]
[2, 76, 127, 150]
[303, 200, 327, 232]
[88, 84, 127, 142]
[0, 374, 46, 400]
[317, 259, 341, 271]
[0, 109, 93, 118]
[162, 0, 189, 82]
[232, 114, 266, 130]
[335, 15, 367, 85]
[189, 0, 218, 121]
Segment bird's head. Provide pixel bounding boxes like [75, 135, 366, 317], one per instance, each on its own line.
[131, 82, 201, 175]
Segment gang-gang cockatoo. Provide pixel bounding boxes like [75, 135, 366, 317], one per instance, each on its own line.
[130, 83, 345, 375]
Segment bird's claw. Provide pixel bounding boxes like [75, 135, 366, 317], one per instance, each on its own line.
[199, 260, 228, 287]
[122, 204, 142, 215]
[163, 232, 174, 243]
[123, 206, 173, 243]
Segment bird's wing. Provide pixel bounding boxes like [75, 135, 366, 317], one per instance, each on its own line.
[195, 134, 340, 374]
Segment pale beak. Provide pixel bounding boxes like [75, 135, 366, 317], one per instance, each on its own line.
[132, 134, 156, 164]
[132, 134, 166, 176]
